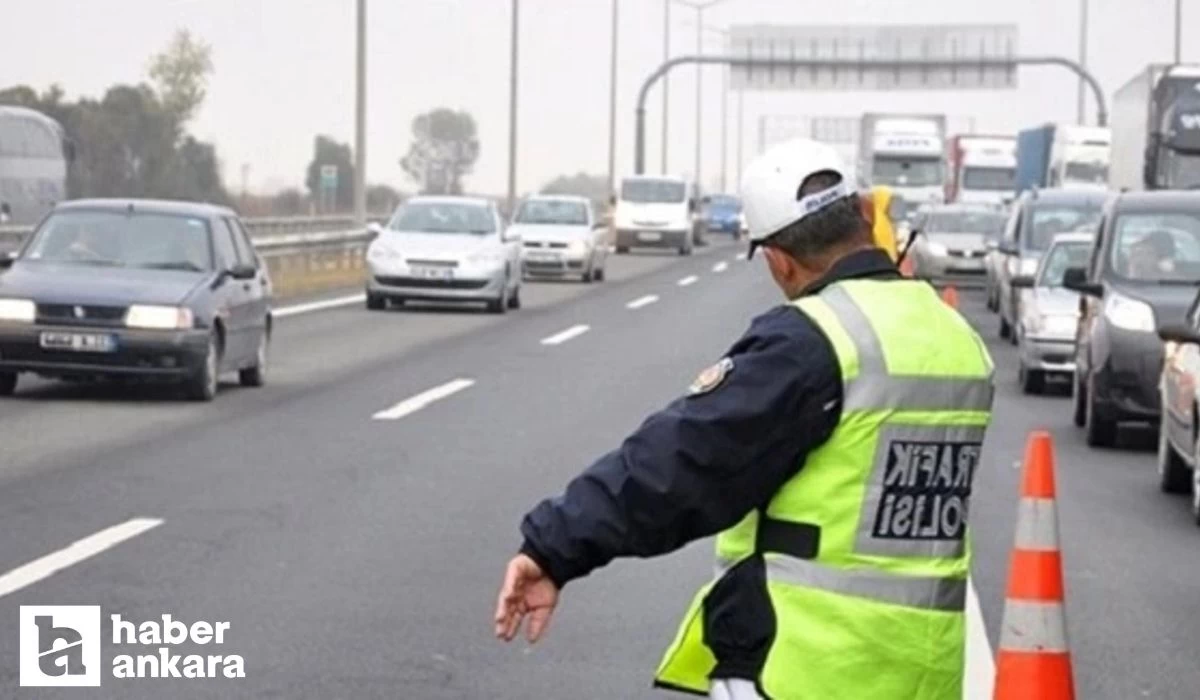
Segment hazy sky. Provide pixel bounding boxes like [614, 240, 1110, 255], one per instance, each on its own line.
[3, 0, 1191, 196]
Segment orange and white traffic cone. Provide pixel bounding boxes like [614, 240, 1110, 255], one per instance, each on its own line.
[941, 285, 959, 309]
[994, 431, 1075, 700]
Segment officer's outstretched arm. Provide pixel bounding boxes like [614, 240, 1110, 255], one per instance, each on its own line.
[518, 306, 843, 589]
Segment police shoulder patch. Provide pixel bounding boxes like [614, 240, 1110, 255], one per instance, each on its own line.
[689, 357, 735, 395]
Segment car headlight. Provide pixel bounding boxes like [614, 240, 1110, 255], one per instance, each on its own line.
[926, 242, 948, 256]
[125, 305, 194, 330]
[1019, 257, 1040, 276]
[468, 249, 506, 265]
[368, 245, 401, 261]
[1026, 313, 1077, 336]
[1103, 293, 1156, 332]
[567, 240, 590, 254]
[0, 298, 35, 323]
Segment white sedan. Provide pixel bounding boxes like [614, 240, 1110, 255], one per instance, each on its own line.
[365, 196, 522, 314]
[510, 195, 609, 283]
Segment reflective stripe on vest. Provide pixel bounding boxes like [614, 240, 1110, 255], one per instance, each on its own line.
[716, 554, 968, 612]
[821, 284, 995, 413]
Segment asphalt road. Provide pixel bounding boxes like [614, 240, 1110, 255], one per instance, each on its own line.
[0, 239, 1197, 699]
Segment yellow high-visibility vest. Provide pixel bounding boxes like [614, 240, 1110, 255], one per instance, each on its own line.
[654, 278, 995, 699]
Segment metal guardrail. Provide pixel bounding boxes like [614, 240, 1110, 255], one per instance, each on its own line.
[0, 214, 390, 256]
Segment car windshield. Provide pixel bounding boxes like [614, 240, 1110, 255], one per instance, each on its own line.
[388, 201, 495, 234]
[1109, 212, 1200, 283]
[962, 167, 1016, 191]
[515, 200, 587, 226]
[706, 195, 741, 211]
[926, 210, 1007, 235]
[1027, 204, 1102, 251]
[1064, 161, 1109, 185]
[621, 179, 686, 204]
[1037, 242, 1093, 287]
[872, 157, 943, 187]
[23, 210, 213, 271]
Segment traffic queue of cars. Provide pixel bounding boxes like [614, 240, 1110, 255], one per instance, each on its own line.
[0, 188, 747, 403]
[975, 187, 1200, 526]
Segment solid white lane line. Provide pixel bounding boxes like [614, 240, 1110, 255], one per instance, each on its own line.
[372, 378, 476, 420]
[541, 324, 591, 346]
[712, 261, 729, 273]
[0, 518, 164, 599]
[677, 275, 699, 287]
[273, 294, 366, 318]
[626, 295, 659, 310]
[964, 577, 996, 699]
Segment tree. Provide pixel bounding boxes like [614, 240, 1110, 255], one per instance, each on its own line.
[399, 108, 480, 195]
[366, 184, 402, 213]
[149, 29, 214, 126]
[305, 135, 355, 212]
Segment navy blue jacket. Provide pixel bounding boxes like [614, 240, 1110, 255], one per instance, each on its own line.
[519, 248, 902, 589]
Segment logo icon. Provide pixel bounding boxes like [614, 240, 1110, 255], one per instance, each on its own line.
[19, 606, 101, 687]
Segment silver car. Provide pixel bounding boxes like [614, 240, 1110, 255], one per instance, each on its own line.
[511, 195, 609, 282]
[1010, 232, 1094, 394]
[365, 196, 522, 313]
[909, 205, 1007, 284]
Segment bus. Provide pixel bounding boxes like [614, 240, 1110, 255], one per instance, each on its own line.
[0, 106, 70, 226]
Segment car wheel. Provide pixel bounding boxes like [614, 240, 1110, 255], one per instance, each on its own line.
[1072, 373, 1087, 427]
[999, 315, 1012, 339]
[1191, 450, 1200, 527]
[507, 283, 522, 310]
[594, 264, 606, 282]
[1019, 363, 1045, 395]
[185, 332, 221, 402]
[1084, 377, 1117, 448]
[0, 371, 16, 397]
[679, 242, 694, 256]
[366, 293, 385, 311]
[1157, 423, 1191, 494]
[238, 329, 269, 388]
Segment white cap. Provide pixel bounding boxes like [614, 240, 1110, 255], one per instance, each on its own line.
[740, 138, 853, 249]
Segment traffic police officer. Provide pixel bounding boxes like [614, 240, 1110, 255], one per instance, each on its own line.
[494, 139, 996, 700]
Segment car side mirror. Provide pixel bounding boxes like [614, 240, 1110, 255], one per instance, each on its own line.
[0, 251, 15, 270]
[1062, 267, 1102, 296]
[985, 239, 999, 251]
[227, 264, 257, 281]
[592, 220, 607, 230]
[503, 228, 521, 243]
[701, 195, 712, 205]
[997, 241, 1017, 255]
[366, 222, 383, 239]
[1011, 275, 1035, 289]
[1158, 323, 1200, 345]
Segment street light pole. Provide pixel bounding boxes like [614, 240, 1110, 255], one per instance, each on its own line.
[607, 0, 619, 194]
[719, 37, 728, 192]
[353, 0, 367, 225]
[1077, 0, 1088, 123]
[507, 0, 520, 215]
[1176, 0, 1183, 63]
[661, 0, 670, 173]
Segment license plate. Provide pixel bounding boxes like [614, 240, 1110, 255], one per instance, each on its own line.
[638, 231, 662, 242]
[527, 251, 560, 261]
[411, 266, 453, 280]
[39, 332, 117, 353]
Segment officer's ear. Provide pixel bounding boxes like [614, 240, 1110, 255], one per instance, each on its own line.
[857, 190, 876, 229]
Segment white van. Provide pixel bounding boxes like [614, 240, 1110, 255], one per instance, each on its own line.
[613, 175, 696, 255]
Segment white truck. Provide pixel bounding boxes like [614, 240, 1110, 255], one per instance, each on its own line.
[1048, 125, 1110, 190]
[945, 134, 1017, 206]
[858, 113, 947, 220]
[1111, 64, 1200, 191]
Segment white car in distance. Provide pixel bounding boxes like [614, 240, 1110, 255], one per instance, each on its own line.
[365, 196, 522, 314]
[511, 195, 609, 283]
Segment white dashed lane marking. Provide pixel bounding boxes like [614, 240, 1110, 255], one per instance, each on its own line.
[540, 324, 591, 346]
[372, 378, 476, 420]
[626, 295, 659, 310]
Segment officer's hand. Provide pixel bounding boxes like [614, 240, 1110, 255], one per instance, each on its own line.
[494, 554, 559, 643]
